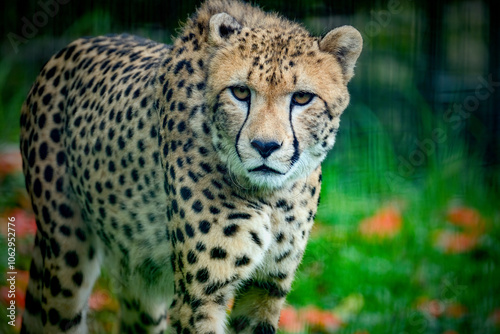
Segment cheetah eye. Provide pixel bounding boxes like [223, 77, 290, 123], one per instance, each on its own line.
[230, 86, 251, 102]
[291, 92, 314, 106]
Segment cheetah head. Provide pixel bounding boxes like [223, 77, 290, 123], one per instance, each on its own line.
[206, 13, 362, 190]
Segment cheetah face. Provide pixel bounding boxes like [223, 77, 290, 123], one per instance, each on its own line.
[207, 14, 362, 190]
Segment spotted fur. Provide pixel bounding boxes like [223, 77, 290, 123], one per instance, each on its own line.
[20, 0, 362, 333]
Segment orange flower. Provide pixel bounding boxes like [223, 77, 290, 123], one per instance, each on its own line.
[0, 150, 23, 178]
[88, 289, 117, 311]
[279, 306, 304, 333]
[302, 306, 342, 331]
[434, 231, 478, 254]
[279, 306, 342, 333]
[434, 205, 487, 254]
[359, 205, 402, 239]
[446, 206, 485, 235]
[1, 208, 37, 238]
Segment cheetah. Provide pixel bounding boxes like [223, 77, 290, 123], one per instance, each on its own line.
[19, 0, 362, 333]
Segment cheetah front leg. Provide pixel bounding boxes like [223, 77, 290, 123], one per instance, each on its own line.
[167, 213, 273, 334]
[228, 226, 309, 333]
[227, 261, 298, 333]
[228, 280, 289, 333]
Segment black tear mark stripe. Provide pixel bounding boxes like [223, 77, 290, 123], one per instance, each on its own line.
[234, 93, 251, 162]
[289, 103, 300, 166]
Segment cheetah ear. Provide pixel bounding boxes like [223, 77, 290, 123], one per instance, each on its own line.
[320, 26, 363, 82]
[208, 13, 242, 46]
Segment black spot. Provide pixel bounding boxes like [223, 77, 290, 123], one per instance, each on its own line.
[131, 169, 139, 182]
[24, 291, 41, 315]
[210, 247, 227, 259]
[200, 163, 213, 174]
[196, 241, 206, 252]
[198, 220, 211, 234]
[176, 227, 185, 243]
[185, 223, 195, 238]
[195, 268, 209, 283]
[56, 151, 66, 166]
[28, 148, 36, 167]
[59, 312, 82, 331]
[42, 206, 51, 225]
[228, 212, 251, 220]
[171, 199, 179, 213]
[177, 121, 186, 132]
[38, 114, 46, 129]
[50, 129, 60, 143]
[187, 250, 197, 264]
[150, 126, 157, 138]
[253, 322, 276, 334]
[166, 88, 173, 102]
[204, 281, 225, 295]
[72, 272, 83, 286]
[39, 142, 48, 160]
[50, 276, 61, 296]
[188, 171, 198, 183]
[223, 224, 239, 237]
[42, 93, 52, 106]
[75, 228, 86, 241]
[275, 232, 285, 243]
[64, 251, 79, 267]
[180, 186, 192, 201]
[209, 206, 220, 214]
[123, 225, 133, 240]
[192, 200, 203, 213]
[250, 232, 262, 246]
[133, 88, 141, 99]
[275, 250, 291, 263]
[50, 238, 60, 257]
[44, 165, 54, 182]
[56, 177, 64, 192]
[59, 225, 71, 236]
[235, 255, 250, 267]
[59, 204, 74, 218]
[48, 308, 60, 325]
[33, 178, 42, 197]
[45, 66, 57, 80]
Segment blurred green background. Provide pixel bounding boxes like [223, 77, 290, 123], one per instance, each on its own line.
[0, 0, 499, 333]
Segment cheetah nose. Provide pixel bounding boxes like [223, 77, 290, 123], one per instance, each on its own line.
[251, 139, 282, 158]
